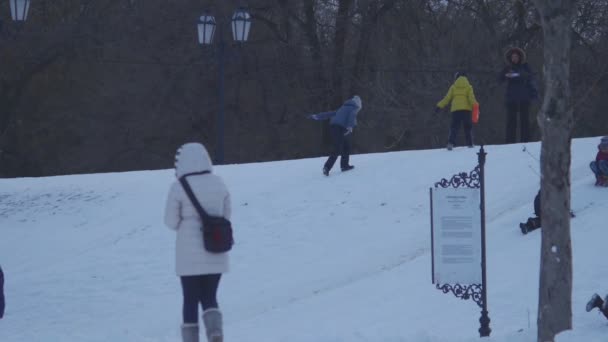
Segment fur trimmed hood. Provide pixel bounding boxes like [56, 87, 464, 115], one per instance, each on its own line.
[505, 47, 527, 65]
[174, 142, 213, 178]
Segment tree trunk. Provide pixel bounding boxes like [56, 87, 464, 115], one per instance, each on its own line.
[332, 0, 354, 104]
[532, 1, 576, 341]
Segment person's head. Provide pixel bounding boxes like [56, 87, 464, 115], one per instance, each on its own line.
[174, 142, 213, 178]
[599, 139, 608, 153]
[505, 47, 526, 65]
[510, 53, 520, 64]
[352, 95, 362, 109]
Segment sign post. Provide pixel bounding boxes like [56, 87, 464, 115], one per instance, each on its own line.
[430, 146, 490, 337]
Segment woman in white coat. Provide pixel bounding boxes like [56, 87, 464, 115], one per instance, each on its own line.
[164, 143, 231, 342]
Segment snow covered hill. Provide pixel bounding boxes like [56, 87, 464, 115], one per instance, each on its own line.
[1, 137, 606, 342]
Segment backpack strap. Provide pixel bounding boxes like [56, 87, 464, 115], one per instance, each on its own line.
[179, 171, 212, 221]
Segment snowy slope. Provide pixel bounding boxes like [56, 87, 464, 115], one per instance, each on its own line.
[0, 137, 607, 342]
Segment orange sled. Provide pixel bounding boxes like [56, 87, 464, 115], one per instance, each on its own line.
[472, 103, 480, 123]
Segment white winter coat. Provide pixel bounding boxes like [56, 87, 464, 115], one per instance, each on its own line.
[164, 143, 231, 276]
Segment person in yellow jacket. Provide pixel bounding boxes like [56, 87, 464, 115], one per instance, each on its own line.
[435, 71, 479, 150]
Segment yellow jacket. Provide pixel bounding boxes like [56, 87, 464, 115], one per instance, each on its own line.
[437, 76, 478, 112]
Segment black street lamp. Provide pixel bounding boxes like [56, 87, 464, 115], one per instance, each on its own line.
[10, 0, 30, 22]
[197, 8, 251, 164]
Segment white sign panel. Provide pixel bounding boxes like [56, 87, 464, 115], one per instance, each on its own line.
[432, 187, 481, 285]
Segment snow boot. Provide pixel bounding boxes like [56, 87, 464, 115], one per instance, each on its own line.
[519, 222, 528, 235]
[447, 143, 454, 151]
[586, 293, 603, 312]
[181, 323, 200, 342]
[520, 217, 540, 234]
[341, 165, 354, 172]
[202, 308, 223, 342]
[323, 167, 329, 176]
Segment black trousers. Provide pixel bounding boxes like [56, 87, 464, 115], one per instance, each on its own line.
[324, 125, 351, 171]
[180, 274, 221, 324]
[506, 101, 531, 143]
[448, 110, 473, 146]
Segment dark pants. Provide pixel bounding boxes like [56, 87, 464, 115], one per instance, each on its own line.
[506, 101, 531, 143]
[324, 124, 351, 171]
[448, 110, 473, 146]
[180, 274, 221, 324]
[0, 266, 4, 319]
[590, 160, 608, 176]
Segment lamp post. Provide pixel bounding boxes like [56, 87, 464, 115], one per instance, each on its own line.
[197, 8, 251, 164]
[10, 0, 30, 22]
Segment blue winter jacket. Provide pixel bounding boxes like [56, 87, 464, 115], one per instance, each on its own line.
[330, 98, 360, 128]
[311, 98, 361, 129]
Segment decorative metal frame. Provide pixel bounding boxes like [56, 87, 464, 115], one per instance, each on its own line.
[434, 166, 481, 189]
[430, 146, 491, 337]
[436, 283, 483, 307]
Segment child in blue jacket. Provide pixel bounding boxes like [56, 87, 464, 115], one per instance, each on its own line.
[309, 96, 362, 176]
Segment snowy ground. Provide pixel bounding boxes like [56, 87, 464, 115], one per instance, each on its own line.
[0, 137, 606, 342]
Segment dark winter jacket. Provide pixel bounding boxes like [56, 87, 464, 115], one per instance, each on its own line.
[0, 265, 4, 319]
[534, 190, 541, 217]
[499, 48, 538, 103]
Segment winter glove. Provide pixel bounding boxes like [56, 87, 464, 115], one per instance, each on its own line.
[434, 107, 441, 115]
[309, 114, 319, 120]
[344, 127, 353, 136]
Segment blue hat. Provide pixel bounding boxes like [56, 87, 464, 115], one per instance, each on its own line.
[599, 136, 608, 150]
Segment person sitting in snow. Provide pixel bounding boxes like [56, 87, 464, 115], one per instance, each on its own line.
[586, 293, 608, 320]
[0, 265, 4, 319]
[520, 190, 541, 234]
[309, 95, 362, 176]
[435, 71, 479, 150]
[164, 143, 231, 342]
[520, 189, 575, 234]
[590, 136, 608, 186]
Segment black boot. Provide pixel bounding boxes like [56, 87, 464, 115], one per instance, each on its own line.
[519, 222, 528, 235]
[520, 217, 540, 234]
[586, 293, 603, 312]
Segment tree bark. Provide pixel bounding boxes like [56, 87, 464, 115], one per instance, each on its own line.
[332, 0, 354, 104]
[532, 1, 576, 341]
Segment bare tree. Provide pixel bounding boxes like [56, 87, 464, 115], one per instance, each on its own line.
[530, 0, 577, 341]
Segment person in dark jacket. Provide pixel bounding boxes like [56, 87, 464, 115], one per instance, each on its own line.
[520, 189, 575, 234]
[590, 136, 608, 186]
[309, 96, 362, 176]
[586, 293, 608, 320]
[1, 265, 5, 319]
[520, 190, 541, 234]
[499, 47, 538, 143]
